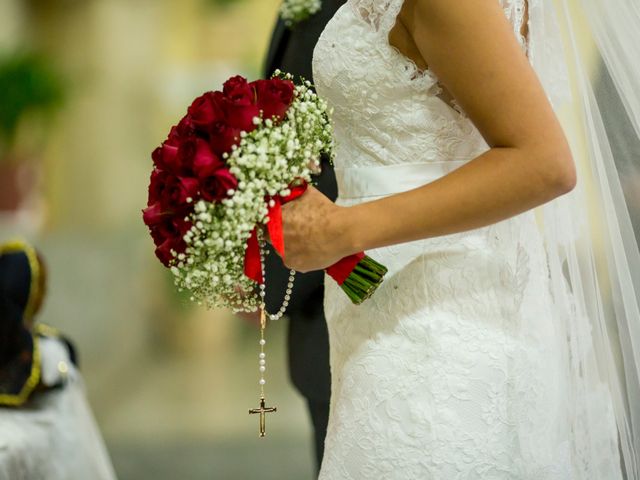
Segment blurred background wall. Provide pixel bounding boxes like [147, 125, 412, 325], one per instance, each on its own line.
[0, 0, 315, 478]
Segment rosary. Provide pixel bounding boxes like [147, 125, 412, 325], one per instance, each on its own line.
[248, 229, 296, 437]
[248, 0, 325, 437]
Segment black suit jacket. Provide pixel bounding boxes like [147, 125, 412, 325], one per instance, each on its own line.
[263, 0, 346, 403]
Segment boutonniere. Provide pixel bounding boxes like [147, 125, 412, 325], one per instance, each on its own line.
[280, 0, 322, 26]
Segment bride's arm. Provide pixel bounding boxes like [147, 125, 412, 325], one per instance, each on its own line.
[281, 0, 575, 272]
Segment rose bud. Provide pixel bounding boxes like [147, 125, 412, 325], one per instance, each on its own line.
[150, 214, 192, 265]
[147, 169, 171, 206]
[142, 201, 169, 227]
[149, 215, 192, 245]
[198, 166, 238, 203]
[253, 78, 295, 122]
[154, 236, 187, 267]
[168, 115, 196, 140]
[208, 121, 241, 157]
[164, 136, 212, 177]
[160, 174, 200, 211]
[188, 91, 225, 130]
[151, 142, 178, 172]
[149, 222, 166, 246]
[168, 138, 198, 176]
[222, 75, 249, 97]
[192, 138, 224, 177]
[222, 76, 260, 132]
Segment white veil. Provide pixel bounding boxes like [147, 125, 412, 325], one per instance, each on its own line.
[529, 0, 640, 477]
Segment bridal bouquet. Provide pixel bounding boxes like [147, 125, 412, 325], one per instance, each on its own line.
[142, 73, 387, 311]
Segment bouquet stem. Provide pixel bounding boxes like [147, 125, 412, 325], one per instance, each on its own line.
[326, 254, 388, 305]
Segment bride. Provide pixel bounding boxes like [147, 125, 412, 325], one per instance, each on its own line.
[281, 0, 639, 478]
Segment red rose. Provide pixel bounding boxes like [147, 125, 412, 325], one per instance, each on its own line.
[198, 166, 238, 203]
[224, 99, 259, 133]
[149, 221, 167, 245]
[149, 216, 192, 266]
[253, 78, 295, 122]
[171, 137, 202, 176]
[223, 75, 250, 97]
[142, 201, 169, 227]
[154, 236, 187, 267]
[208, 121, 241, 156]
[147, 169, 171, 206]
[159, 174, 200, 211]
[149, 214, 191, 243]
[222, 76, 260, 132]
[160, 135, 218, 177]
[151, 143, 178, 172]
[192, 138, 224, 176]
[152, 116, 199, 174]
[172, 116, 196, 138]
[188, 91, 225, 130]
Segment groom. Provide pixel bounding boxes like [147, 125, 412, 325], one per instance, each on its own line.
[263, 0, 345, 472]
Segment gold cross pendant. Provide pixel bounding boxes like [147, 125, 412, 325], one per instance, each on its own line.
[249, 396, 277, 437]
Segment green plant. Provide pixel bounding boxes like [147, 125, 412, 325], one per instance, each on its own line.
[0, 51, 65, 160]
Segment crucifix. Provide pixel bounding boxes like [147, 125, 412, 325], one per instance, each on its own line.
[249, 396, 277, 437]
[248, 304, 278, 437]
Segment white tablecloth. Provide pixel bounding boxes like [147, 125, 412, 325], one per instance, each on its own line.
[0, 337, 117, 480]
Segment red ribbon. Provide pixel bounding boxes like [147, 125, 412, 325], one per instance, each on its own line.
[243, 182, 365, 286]
[325, 251, 366, 285]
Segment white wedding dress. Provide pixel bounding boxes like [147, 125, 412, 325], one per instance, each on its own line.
[313, 0, 623, 478]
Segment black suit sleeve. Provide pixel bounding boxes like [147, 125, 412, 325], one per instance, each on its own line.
[263, 18, 290, 79]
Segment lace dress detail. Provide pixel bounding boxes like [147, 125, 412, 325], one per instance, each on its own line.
[312, 0, 621, 478]
[503, 0, 530, 50]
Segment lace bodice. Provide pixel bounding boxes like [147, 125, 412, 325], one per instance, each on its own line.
[312, 0, 529, 170]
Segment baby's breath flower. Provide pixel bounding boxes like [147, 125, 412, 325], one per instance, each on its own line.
[279, 0, 322, 27]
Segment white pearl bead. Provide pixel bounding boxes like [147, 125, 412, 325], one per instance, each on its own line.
[259, 339, 266, 346]
[259, 359, 266, 366]
[259, 379, 266, 385]
[259, 366, 266, 373]
[259, 352, 266, 359]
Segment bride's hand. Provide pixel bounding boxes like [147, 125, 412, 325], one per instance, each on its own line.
[280, 186, 352, 272]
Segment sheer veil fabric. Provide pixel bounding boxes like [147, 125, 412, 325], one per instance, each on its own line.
[531, 0, 640, 477]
